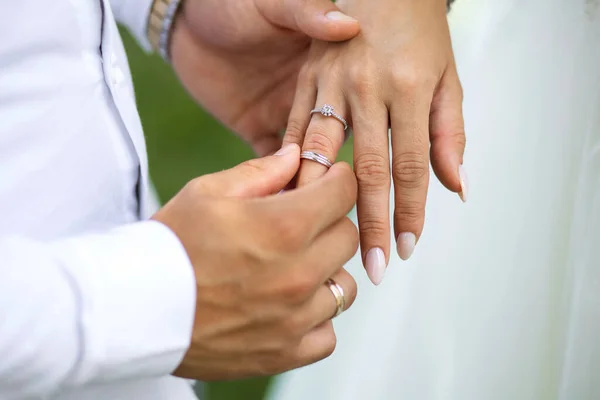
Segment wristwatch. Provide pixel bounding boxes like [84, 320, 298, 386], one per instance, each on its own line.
[147, 0, 184, 60]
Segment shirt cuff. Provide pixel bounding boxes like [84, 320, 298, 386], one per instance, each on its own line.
[111, 0, 154, 51]
[52, 220, 196, 385]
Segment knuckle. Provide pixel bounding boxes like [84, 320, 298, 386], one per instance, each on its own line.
[304, 124, 339, 156]
[280, 270, 317, 303]
[391, 67, 436, 93]
[392, 151, 428, 189]
[347, 65, 377, 97]
[354, 152, 390, 191]
[185, 176, 210, 195]
[330, 163, 358, 205]
[239, 158, 267, 180]
[358, 216, 387, 240]
[298, 64, 317, 84]
[394, 200, 424, 226]
[256, 363, 280, 377]
[268, 213, 307, 252]
[453, 130, 467, 150]
[279, 314, 307, 340]
[255, 353, 291, 377]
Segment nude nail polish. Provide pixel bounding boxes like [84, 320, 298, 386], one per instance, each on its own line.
[365, 248, 386, 285]
[458, 164, 469, 202]
[397, 232, 416, 261]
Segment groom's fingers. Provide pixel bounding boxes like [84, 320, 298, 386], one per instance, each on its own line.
[299, 267, 357, 331]
[257, 0, 360, 42]
[291, 321, 337, 370]
[257, 162, 357, 242]
[196, 144, 301, 198]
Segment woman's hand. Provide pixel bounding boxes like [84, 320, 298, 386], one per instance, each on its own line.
[284, 0, 467, 284]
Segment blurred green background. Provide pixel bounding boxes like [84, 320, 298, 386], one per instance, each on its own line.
[121, 30, 352, 400]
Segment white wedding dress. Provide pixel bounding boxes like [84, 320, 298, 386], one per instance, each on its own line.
[268, 0, 600, 399]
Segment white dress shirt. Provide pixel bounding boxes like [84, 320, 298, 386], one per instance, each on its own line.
[0, 1, 198, 399]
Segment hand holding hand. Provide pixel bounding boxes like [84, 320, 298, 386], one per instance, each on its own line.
[152, 145, 359, 380]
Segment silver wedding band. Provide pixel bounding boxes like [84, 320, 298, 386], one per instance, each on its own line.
[326, 278, 345, 318]
[310, 104, 348, 131]
[300, 151, 333, 169]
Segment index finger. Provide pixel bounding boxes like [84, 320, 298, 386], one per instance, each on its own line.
[261, 162, 357, 240]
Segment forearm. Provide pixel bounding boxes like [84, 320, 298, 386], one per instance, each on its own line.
[0, 222, 195, 398]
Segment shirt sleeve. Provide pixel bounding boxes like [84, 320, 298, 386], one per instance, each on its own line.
[0, 221, 196, 399]
[110, 0, 154, 51]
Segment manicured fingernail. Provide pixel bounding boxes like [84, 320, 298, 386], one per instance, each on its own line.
[365, 248, 386, 285]
[397, 232, 416, 261]
[458, 164, 469, 202]
[275, 144, 295, 156]
[326, 10, 357, 22]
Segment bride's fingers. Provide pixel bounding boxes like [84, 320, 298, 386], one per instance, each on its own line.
[290, 268, 356, 368]
[429, 65, 467, 201]
[296, 87, 348, 187]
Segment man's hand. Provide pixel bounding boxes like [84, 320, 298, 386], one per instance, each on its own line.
[168, 0, 360, 156]
[152, 144, 359, 380]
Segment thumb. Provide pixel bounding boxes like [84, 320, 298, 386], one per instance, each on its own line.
[257, 0, 360, 42]
[249, 132, 284, 157]
[206, 144, 301, 198]
[430, 65, 468, 202]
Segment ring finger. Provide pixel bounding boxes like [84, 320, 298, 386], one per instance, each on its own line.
[296, 85, 349, 187]
[301, 267, 357, 330]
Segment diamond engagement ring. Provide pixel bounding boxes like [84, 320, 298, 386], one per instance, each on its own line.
[310, 104, 348, 131]
[300, 151, 333, 169]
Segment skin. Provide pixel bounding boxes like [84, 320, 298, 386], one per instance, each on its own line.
[156, 0, 465, 378]
[153, 145, 360, 380]
[284, 0, 467, 283]
[169, 0, 360, 156]
[156, 0, 365, 380]
[169, 0, 465, 285]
